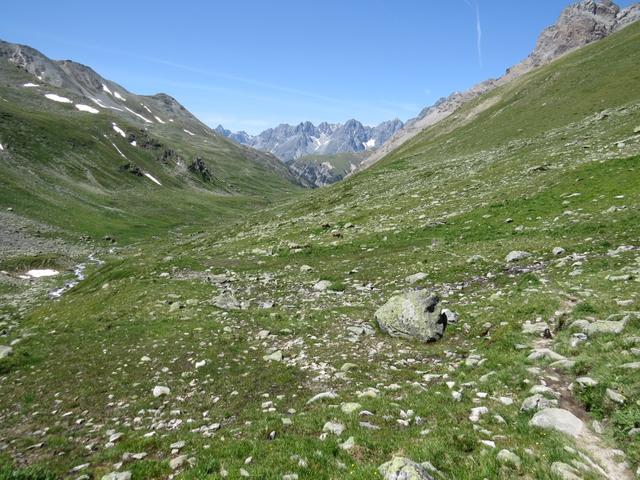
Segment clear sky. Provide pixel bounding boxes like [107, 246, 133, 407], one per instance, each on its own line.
[1, 0, 635, 133]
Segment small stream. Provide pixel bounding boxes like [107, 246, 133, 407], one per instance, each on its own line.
[49, 254, 104, 298]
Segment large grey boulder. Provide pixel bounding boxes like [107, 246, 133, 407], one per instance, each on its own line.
[378, 457, 435, 480]
[375, 291, 447, 342]
[585, 319, 627, 336]
[529, 408, 585, 438]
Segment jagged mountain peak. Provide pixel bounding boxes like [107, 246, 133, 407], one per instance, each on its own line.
[217, 118, 404, 166]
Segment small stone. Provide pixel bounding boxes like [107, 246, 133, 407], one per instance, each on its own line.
[313, 280, 332, 292]
[619, 362, 640, 369]
[505, 251, 531, 262]
[152, 386, 170, 397]
[322, 421, 345, 436]
[527, 348, 566, 362]
[521, 394, 557, 412]
[170, 455, 188, 470]
[263, 350, 283, 362]
[552, 247, 566, 256]
[606, 388, 625, 404]
[550, 462, 582, 480]
[340, 402, 361, 414]
[307, 391, 338, 404]
[497, 449, 521, 468]
[0, 345, 12, 359]
[339, 436, 355, 450]
[405, 272, 427, 284]
[575, 377, 598, 387]
[101, 473, 132, 480]
[469, 406, 488, 422]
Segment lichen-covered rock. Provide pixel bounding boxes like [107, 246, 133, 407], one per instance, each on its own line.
[375, 291, 446, 342]
[378, 457, 435, 480]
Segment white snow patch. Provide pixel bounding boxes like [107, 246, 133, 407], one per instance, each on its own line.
[102, 84, 113, 95]
[144, 172, 162, 186]
[130, 140, 137, 147]
[75, 104, 99, 114]
[45, 93, 72, 103]
[23, 82, 39, 87]
[363, 138, 376, 149]
[183, 129, 195, 136]
[91, 98, 123, 112]
[169, 119, 174, 123]
[26, 269, 59, 278]
[103, 135, 127, 159]
[0, 143, 4, 150]
[113, 91, 126, 101]
[141, 104, 152, 114]
[154, 115, 166, 124]
[112, 123, 126, 138]
[124, 107, 153, 123]
[321, 162, 334, 171]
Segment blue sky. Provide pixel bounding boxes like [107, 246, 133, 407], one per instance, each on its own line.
[2, 0, 634, 133]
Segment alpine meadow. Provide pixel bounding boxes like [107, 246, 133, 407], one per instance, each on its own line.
[1, 1, 640, 479]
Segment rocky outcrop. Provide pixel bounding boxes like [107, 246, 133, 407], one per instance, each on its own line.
[188, 158, 212, 182]
[375, 291, 447, 342]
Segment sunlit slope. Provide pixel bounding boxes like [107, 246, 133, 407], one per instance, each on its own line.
[0, 59, 301, 241]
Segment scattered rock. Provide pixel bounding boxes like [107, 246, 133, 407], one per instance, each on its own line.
[263, 350, 283, 362]
[521, 394, 557, 412]
[213, 293, 241, 310]
[0, 345, 12, 359]
[170, 455, 188, 470]
[497, 449, 521, 468]
[101, 473, 131, 480]
[307, 391, 338, 404]
[313, 280, 332, 291]
[405, 272, 427, 284]
[375, 291, 447, 342]
[550, 462, 582, 480]
[322, 421, 344, 436]
[552, 247, 566, 255]
[378, 457, 435, 480]
[527, 348, 566, 362]
[585, 319, 627, 336]
[152, 386, 170, 397]
[340, 402, 361, 414]
[505, 251, 531, 262]
[529, 408, 584, 438]
[606, 388, 625, 404]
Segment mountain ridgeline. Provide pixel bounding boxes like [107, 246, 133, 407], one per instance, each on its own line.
[216, 119, 404, 186]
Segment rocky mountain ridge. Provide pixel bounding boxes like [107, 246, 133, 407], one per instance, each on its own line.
[359, 0, 640, 171]
[216, 118, 404, 163]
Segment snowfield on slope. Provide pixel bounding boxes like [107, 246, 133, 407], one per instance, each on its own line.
[125, 107, 153, 123]
[144, 172, 162, 185]
[75, 104, 99, 114]
[44, 94, 72, 103]
[112, 123, 126, 138]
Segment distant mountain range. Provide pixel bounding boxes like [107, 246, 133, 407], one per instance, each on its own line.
[215, 118, 404, 163]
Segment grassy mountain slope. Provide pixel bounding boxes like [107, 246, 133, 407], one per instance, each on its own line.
[0, 59, 302, 243]
[1, 21, 640, 480]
